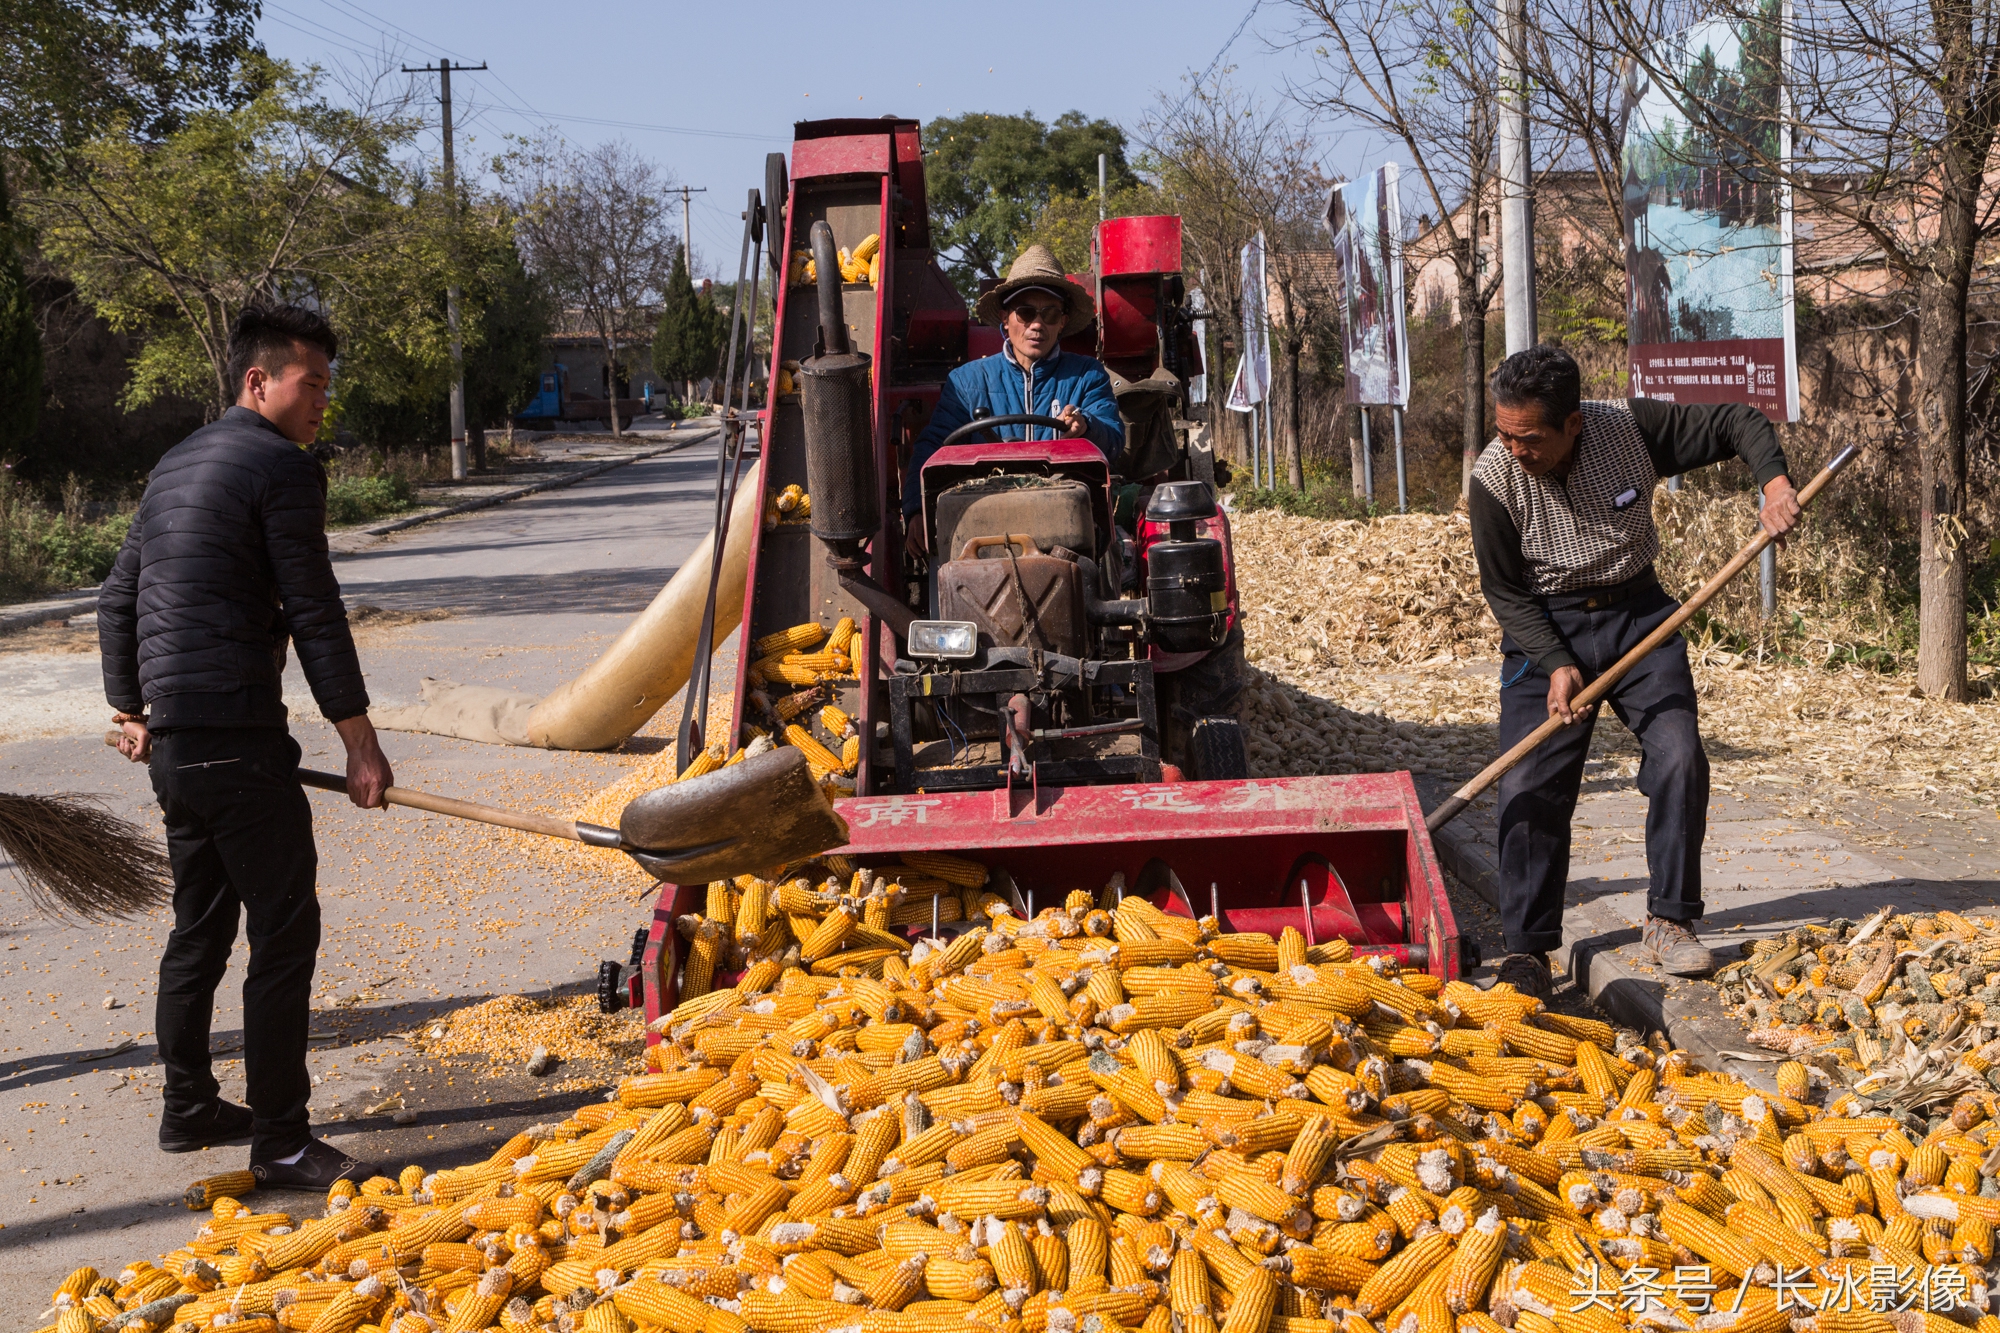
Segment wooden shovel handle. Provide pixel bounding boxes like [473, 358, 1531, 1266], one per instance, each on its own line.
[292, 769, 622, 845]
[1425, 444, 1861, 834]
[102, 730, 621, 847]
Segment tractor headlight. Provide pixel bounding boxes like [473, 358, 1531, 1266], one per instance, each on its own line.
[907, 620, 979, 660]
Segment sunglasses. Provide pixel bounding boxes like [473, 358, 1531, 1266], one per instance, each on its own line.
[1007, 303, 1066, 327]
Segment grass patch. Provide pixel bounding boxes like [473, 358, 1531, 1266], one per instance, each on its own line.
[0, 475, 134, 602]
[325, 474, 416, 526]
[1230, 484, 1383, 522]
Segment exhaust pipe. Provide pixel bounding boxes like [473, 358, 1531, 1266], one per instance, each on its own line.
[799, 220, 879, 569]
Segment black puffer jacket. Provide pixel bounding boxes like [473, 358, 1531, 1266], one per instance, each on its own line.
[100, 407, 369, 729]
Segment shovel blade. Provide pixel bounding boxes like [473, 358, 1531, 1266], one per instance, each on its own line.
[618, 746, 850, 883]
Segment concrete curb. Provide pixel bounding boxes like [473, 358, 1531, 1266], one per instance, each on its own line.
[362, 426, 721, 537]
[0, 427, 724, 633]
[0, 591, 101, 634]
[1430, 817, 1776, 1087]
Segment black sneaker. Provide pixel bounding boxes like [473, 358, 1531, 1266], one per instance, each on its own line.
[1493, 951, 1553, 999]
[250, 1138, 370, 1190]
[159, 1099, 254, 1153]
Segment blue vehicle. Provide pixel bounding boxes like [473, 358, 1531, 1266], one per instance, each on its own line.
[517, 365, 568, 424]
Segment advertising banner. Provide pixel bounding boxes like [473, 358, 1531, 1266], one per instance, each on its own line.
[1622, 1, 1797, 420]
[1326, 165, 1410, 408]
[1227, 231, 1270, 413]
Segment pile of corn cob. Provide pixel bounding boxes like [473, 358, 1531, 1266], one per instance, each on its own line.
[1714, 907, 2000, 1076]
[47, 869, 2000, 1333]
[762, 486, 811, 532]
[788, 234, 881, 288]
[655, 616, 859, 798]
[739, 618, 862, 797]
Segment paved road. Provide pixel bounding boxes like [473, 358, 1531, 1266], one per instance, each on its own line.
[0, 435, 741, 1301]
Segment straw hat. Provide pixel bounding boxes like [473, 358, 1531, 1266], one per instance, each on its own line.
[975, 245, 1097, 337]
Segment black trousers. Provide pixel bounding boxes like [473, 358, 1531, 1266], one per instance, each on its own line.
[1495, 575, 1709, 954]
[150, 727, 319, 1159]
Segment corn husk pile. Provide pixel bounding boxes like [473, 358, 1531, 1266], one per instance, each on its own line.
[55, 861, 2000, 1333]
[1714, 906, 2000, 1081]
[1230, 511, 1497, 673]
[1227, 503, 2000, 812]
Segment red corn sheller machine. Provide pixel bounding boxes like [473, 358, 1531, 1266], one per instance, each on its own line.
[622, 117, 1460, 1026]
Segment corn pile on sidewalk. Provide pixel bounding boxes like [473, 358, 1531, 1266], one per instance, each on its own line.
[43, 853, 2000, 1333]
[1716, 907, 2000, 1078]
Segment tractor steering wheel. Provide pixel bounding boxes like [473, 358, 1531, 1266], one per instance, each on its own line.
[939, 413, 1074, 449]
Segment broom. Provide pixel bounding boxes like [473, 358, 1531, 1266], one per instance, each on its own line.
[0, 792, 172, 921]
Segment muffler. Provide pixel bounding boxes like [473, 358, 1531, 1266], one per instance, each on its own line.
[799, 220, 878, 569]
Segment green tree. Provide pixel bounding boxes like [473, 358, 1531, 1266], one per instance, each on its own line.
[464, 237, 552, 434]
[652, 250, 726, 404]
[924, 111, 1138, 294]
[1026, 182, 1172, 274]
[26, 59, 423, 416]
[1, 0, 261, 462]
[0, 166, 42, 460]
[331, 204, 550, 450]
[1, 1, 261, 166]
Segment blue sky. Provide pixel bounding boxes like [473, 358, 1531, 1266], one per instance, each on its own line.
[255, 0, 1334, 274]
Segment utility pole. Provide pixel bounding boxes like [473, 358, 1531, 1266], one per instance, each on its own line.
[1098, 153, 1107, 225]
[676, 185, 708, 276]
[1496, 0, 1536, 355]
[404, 57, 487, 479]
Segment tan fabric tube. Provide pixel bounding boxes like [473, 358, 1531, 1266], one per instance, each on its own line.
[525, 458, 763, 751]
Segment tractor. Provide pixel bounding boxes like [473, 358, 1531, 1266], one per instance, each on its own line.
[613, 117, 1460, 1025]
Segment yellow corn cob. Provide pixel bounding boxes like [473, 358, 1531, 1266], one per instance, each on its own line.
[1354, 1229, 1450, 1317]
[1220, 1266, 1279, 1333]
[1443, 1207, 1506, 1312]
[900, 851, 988, 887]
[841, 736, 860, 771]
[773, 689, 821, 722]
[184, 1170, 256, 1210]
[754, 621, 827, 658]
[785, 724, 844, 779]
[678, 744, 725, 782]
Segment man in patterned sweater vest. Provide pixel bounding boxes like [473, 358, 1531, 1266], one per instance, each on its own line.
[1467, 346, 1801, 995]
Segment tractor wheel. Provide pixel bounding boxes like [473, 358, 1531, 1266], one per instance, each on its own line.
[1186, 716, 1248, 780]
[1158, 626, 1248, 775]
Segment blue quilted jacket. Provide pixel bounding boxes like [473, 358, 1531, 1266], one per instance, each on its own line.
[904, 344, 1123, 516]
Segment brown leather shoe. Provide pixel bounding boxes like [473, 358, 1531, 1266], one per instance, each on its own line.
[1643, 915, 1717, 976]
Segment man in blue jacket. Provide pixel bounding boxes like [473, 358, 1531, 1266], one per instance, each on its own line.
[905, 245, 1123, 554]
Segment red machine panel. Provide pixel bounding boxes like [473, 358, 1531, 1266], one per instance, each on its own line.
[1099, 215, 1183, 276]
[792, 133, 893, 180]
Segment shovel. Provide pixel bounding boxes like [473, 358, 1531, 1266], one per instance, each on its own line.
[104, 733, 848, 883]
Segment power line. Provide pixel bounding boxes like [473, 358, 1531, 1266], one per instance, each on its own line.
[261, 5, 395, 62]
[1159, 0, 1266, 128]
[301, 0, 557, 131]
[466, 100, 784, 144]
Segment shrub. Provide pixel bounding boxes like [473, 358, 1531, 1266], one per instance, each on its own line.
[325, 474, 414, 526]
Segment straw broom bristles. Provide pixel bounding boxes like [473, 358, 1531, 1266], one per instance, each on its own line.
[0, 792, 171, 920]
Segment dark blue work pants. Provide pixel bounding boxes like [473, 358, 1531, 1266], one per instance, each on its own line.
[1494, 575, 1709, 954]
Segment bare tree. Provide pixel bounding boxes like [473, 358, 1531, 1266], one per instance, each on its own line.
[1598, 0, 1997, 699]
[1143, 81, 1331, 488]
[505, 137, 676, 438]
[1285, 0, 1505, 497]
[1517, 0, 1668, 271]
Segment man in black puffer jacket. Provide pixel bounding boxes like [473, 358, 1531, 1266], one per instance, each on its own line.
[101, 304, 393, 1190]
